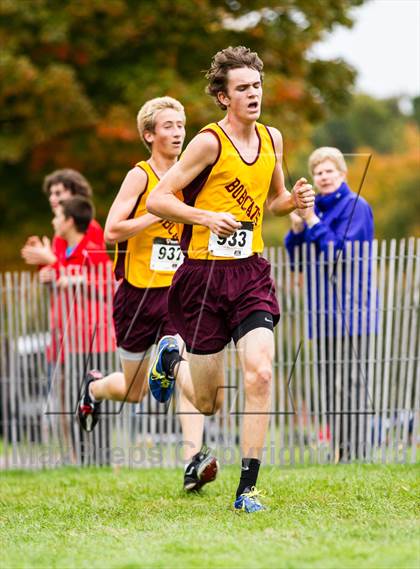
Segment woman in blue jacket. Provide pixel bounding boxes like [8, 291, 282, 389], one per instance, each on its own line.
[285, 147, 374, 461]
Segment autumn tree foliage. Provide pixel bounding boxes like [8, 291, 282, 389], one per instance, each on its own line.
[262, 89, 420, 247]
[311, 94, 420, 240]
[347, 125, 420, 241]
[0, 0, 367, 267]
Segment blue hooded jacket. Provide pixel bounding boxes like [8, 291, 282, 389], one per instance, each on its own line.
[284, 181, 374, 338]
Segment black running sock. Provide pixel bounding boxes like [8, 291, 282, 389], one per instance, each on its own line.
[162, 351, 184, 376]
[236, 458, 261, 499]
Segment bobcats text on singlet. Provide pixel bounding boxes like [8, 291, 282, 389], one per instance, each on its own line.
[179, 122, 276, 260]
[113, 161, 181, 288]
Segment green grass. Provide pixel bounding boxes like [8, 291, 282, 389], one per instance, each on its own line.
[1, 464, 419, 569]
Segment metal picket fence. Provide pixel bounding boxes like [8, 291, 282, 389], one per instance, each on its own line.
[0, 238, 418, 470]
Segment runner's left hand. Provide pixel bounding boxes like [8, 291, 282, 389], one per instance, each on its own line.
[292, 178, 315, 209]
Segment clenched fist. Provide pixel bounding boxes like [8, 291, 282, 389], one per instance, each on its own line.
[292, 178, 315, 209]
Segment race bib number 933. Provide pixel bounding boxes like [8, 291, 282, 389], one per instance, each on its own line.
[208, 221, 253, 258]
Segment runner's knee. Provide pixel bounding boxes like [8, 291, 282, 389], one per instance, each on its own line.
[244, 365, 272, 399]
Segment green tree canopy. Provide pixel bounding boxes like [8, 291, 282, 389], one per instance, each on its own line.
[311, 93, 410, 154]
[412, 96, 420, 128]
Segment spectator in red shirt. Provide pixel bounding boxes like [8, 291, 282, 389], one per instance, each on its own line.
[40, 196, 114, 465]
[21, 169, 105, 267]
[40, 196, 114, 360]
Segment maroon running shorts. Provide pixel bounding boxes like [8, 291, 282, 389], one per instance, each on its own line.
[168, 254, 279, 354]
[113, 280, 176, 353]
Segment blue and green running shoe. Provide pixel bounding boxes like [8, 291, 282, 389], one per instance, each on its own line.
[234, 487, 266, 513]
[148, 335, 179, 403]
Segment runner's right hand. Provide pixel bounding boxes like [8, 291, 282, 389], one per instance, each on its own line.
[205, 211, 242, 237]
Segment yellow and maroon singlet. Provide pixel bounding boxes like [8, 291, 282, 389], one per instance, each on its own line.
[113, 161, 182, 288]
[179, 122, 276, 260]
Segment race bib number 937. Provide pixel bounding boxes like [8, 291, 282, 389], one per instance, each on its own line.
[150, 238, 184, 271]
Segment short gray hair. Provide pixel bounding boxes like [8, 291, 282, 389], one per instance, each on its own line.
[308, 147, 347, 175]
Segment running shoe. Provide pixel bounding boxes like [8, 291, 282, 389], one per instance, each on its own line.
[234, 486, 266, 513]
[184, 445, 219, 492]
[77, 369, 102, 432]
[148, 335, 179, 403]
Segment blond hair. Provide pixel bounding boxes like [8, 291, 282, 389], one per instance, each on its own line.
[136, 96, 185, 151]
[308, 147, 347, 175]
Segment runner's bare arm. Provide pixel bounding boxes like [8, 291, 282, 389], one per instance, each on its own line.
[104, 167, 161, 244]
[266, 127, 315, 215]
[146, 133, 241, 237]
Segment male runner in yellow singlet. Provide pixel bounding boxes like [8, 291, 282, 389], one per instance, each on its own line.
[146, 48, 315, 512]
[77, 97, 218, 492]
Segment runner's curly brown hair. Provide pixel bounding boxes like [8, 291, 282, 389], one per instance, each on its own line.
[205, 46, 264, 110]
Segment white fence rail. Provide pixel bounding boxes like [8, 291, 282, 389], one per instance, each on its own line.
[0, 238, 418, 469]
